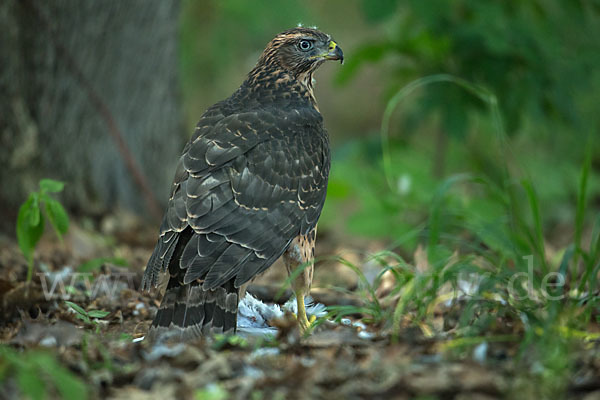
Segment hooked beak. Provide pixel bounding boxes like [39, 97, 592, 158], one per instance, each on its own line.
[325, 40, 344, 64]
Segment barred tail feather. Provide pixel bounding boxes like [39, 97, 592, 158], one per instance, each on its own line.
[147, 279, 239, 342]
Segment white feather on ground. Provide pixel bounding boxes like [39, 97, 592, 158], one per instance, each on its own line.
[237, 293, 327, 337]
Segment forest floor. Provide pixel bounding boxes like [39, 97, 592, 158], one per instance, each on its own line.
[1, 212, 600, 400]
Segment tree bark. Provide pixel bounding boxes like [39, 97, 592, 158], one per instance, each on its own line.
[0, 0, 183, 231]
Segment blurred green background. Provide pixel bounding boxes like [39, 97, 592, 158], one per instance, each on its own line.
[179, 0, 600, 257]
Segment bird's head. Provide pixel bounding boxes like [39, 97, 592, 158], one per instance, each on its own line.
[258, 27, 344, 77]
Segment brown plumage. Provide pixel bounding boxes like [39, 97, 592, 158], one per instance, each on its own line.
[142, 27, 343, 340]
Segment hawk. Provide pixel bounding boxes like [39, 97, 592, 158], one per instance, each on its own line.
[142, 27, 343, 340]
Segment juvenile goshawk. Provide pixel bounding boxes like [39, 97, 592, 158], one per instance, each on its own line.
[142, 27, 343, 340]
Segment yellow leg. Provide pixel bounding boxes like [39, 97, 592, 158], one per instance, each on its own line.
[284, 229, 317, 334]
[295, 292, 316, 333]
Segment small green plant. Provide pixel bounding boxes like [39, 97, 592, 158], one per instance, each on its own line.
[211, 334, 249, 351]
[322, 72, 599, 397]
[65, 301, 110, 333]
[0, 345, 87, 400]
[16, 179, 69, 282]
[196, 383, 229, 400]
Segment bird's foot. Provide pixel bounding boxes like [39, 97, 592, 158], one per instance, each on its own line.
[295, 293, 316, 334]
[296, 313, 316, 333]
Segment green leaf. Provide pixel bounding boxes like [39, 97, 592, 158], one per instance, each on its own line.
[28, 194, 41, 226]
[574, 140, 591, 254]
[589, 214, 600, 268]
[37, 355, 87, 400]
[45, 199, 69, 238]
[16, 196, 45, 262]
[50, 368, 87, 400]
[87, 310, 110, 319]
[522, 179, 547, 275]
[65, 301, 87, 317]
[16, 198, 34, 259]
[39, 179, 65, 193]
[17, 366, 46, 400]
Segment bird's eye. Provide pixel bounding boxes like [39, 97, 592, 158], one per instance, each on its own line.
[298, 40, 313, 51]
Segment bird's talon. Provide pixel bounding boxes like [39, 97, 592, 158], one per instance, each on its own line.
[298, 316, 312, 333]
[295, 293, 314, 334]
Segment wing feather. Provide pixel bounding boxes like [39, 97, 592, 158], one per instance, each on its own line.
[144, 107, 330, 290]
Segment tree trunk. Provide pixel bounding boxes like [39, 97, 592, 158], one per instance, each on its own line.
[0, 0, 183, 232]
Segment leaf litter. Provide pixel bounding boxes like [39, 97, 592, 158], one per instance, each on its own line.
[1, 214, 599, 400]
